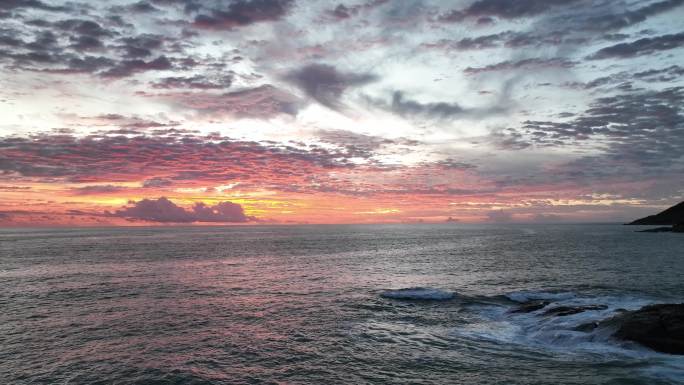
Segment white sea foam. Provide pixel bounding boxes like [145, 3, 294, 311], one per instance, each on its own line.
[456, 292, 661, 359]
[380, 287, 454, 300]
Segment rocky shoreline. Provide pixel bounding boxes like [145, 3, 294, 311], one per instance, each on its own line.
[511, 301, 684, 354]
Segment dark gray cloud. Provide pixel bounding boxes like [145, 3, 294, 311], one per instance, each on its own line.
[387, 91, 464, 118]
[60, 56, 117, 73]
[55, 19, 113, 39]
[0, 16, 173, 77]
[283, 63, 377, 109]
[329, 4, 355, 19]
[424, 30, 590, 52]
[439, 0, 580, 22]
[152, 75, 233, 89]
[0, 23, 78, 67]
[567, 65, 684, 90]
[582, 73, 630, 89]
[465, 58, 577, 74]
[157, 84, 301, 117]
[110, 1, 162, 14]
[0, 0, 70, 12]
[101, 56, 172, 78]
[113, 197, 251, 222]
[193, 0, 294, 30]
[634, 65, 684, 82]
[503, 87, 684, 172]
[368, 90, 509, 120]
[429, 0, 684, 72]
[327, 0, 389, 20]
[69, 35, 104, 51]
[589, 32, 684, 59]
[570, 0, 684, 32]
[131, 1, 162, 13]
[118, 34, 165, 58]
[433, 159, 478, 170]
[25, 30, 58, 51]
[423, 33, 508, 51]
[0, 29, 23, 47]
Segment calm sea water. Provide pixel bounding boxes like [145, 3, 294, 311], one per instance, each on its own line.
[1, 224, 683, 385]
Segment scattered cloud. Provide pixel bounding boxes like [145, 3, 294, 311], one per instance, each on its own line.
[465, 58, 577, 74]
[152, 75, 233, 89]
[1, 0, 683, 225]
[192, 0, 294, 30]
[326, 0, 389, 20]
[142, 177, 174, 188]
[589, 32, 684, 59]
[113, 197, 251, 222]
[71, 185, 128, 195]
[439, 0, 580, 22]
[157, 85, 301, 117]
[283, 63, 377, 109]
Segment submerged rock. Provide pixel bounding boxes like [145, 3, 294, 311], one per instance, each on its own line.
[543, 305, 608, 317]
[611, 304, 684, 354]
[509, 300, 550, 313]
[574, 321, 600, 332]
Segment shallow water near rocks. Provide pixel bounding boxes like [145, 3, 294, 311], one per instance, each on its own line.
[1, 224, 683, 384]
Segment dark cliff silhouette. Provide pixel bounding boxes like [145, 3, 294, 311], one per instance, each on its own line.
[628, 201, 684, 225]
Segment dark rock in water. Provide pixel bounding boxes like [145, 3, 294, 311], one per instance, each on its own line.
[627, 201, 684, 225]
[610, 304, 684, 354]
[638, 226, 673, 233]
[674, 223, 684, 233]
[572, 321, 601, 333]
[543, 304, 608, 317]
[509, 300, 550, 313]
[574, 321, 600, 332]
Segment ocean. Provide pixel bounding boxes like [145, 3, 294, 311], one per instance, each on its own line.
[1, 224, 683, 384]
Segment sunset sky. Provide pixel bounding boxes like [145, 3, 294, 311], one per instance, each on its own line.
[1, 0, 683, 225]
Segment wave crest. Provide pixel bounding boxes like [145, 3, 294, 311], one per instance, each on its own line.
[380, 287, 454, 300]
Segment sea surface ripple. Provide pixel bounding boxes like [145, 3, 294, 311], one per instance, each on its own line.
[1, 224, 683, 384]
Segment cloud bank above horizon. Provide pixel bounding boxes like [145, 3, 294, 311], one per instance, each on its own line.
[0, 0, 683, 225]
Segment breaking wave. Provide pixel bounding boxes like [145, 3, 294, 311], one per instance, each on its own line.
[380, 287, 455, 300]
[457, 290, 684, 383]
[378, 288, 684, 383]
